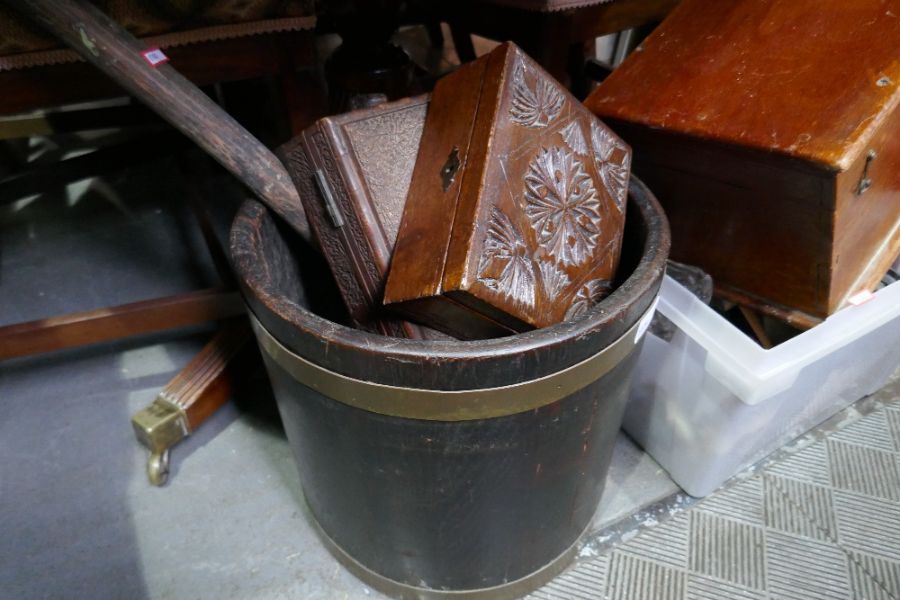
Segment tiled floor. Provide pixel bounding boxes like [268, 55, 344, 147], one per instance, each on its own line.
[530, 375, 900, 600]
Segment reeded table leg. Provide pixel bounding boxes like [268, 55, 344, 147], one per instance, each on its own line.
[132, 319, 253, 486]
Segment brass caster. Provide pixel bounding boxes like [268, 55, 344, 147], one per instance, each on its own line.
[132, 398, 188, 487]
[147, 449, 170, 486]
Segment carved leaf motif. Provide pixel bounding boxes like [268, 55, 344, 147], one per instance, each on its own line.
[560, 121, 588, 156]
[510, 64, 564, 128]
[590, 121, 630, 212]
[524, 147, 601, 267]
[478, 207, 536, 309]
[539, 261, 570, 300]
[564, 279, 613, 321]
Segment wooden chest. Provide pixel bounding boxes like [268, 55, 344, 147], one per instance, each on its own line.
[585, 0, 900, 321]
[278, 96, 441, 339]
[384, 42, 631, 339]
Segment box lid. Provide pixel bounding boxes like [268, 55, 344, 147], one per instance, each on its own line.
[279, 96, 441, 338]
[585, 0, 900, 172]
[385, 42, 630, 332]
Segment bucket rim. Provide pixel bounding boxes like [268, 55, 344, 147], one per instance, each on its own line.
[231, 174, 670, 363]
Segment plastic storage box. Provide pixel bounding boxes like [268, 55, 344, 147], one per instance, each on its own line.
[624, 275, 900, 497]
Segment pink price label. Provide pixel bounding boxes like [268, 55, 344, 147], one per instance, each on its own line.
[141, 48, 168, 67]
[848, 290, 875, 306]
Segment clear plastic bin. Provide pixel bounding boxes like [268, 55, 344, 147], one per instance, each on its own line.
[624, 275, 900, 497]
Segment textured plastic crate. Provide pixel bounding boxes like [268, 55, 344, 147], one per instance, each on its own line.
[624, 275, 900, 497]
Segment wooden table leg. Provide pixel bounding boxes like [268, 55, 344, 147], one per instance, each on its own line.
[0, 288, 244, 360]
[131, 319, 254, 485]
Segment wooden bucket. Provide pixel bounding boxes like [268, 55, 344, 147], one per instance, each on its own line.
[230, 176, 670, 599]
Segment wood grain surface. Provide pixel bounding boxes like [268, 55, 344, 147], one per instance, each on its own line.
[278, 96, 447, 339]
[0, 288, 244, 360]
[159, 319, 253, 428]
[385, 42, 631, 337]
[586, 0, 900, 318]
[586, 0, 900, 171]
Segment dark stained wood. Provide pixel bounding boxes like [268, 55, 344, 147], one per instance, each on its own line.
[384, 42, 631, 338]
[0, 131, 188, 205]
[0, 33, 313, 118]
[280, 68, 329, 137]
[586, 0, 900, 318]
[439, 0, 680, 85]
[564, 0, 680, 40]
[482, 0, 664, 11]
[177, 153, 237, 286]
[0, 104, 160, 139]
[319, 0, 416, 112]
[5, 0, 311, 242]
[715, 283, 822, 331]
[278, 95, 448, 339]
[0, 289, 244, 360]
[233, 174, 667, 389]
[229, 175, 669, 591]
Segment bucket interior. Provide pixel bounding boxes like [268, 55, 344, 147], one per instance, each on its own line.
[231, 176, 671, 391]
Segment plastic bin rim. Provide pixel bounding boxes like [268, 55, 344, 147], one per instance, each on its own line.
[656, 274, 900, 405]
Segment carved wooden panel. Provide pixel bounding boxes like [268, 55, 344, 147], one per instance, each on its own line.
[343, 102, 427, 245]
[384, 42, 631, 338]
[278, 96, 439, 339]
[510, 63, 564, 128]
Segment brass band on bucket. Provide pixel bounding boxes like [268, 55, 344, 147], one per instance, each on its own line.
[250, 307, 650, 421]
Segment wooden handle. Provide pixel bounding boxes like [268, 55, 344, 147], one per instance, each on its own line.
[7, 0, 311, 242]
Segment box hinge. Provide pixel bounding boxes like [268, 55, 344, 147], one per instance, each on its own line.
[314, 168, 345, 228]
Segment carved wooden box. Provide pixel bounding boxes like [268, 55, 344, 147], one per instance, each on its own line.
[278, 95, 439, 338]
[585, 0, 900, 322]
[384, 42, 631, 339]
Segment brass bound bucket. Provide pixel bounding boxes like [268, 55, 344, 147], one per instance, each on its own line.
[230, 176, 669, 599]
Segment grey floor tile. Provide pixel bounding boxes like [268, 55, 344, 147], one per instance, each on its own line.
[765, 531, 850, 600]
[696, 477, 764, 526]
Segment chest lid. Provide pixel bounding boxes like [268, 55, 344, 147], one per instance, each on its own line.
[384, 42, 631, 332]
[585, 0, 900, 172]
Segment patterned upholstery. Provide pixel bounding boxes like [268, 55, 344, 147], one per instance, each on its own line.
[0, 0, 316, 59]
[479, 0, 613, 12]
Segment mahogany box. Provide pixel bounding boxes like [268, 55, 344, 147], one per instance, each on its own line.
[384, 42, 632, 339]
[278, 96, 440, 339]
[585, 0, 900, 323]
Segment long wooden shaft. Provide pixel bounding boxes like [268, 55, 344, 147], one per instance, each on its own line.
[6, 0, 310, 241]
